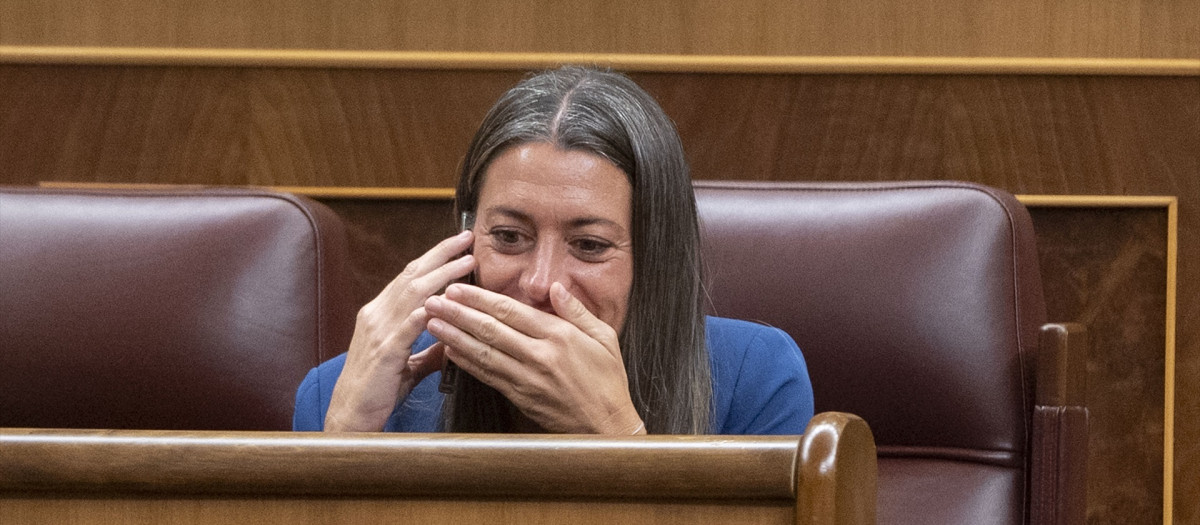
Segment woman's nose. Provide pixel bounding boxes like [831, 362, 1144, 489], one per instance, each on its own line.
[520, 242, 563, 309]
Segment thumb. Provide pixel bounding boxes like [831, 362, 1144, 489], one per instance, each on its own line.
[549, 282, 620, 354]
[406, 342, 448, 383]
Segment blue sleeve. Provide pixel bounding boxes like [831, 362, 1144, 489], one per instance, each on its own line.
[292, 366, 324, 431]
[292, 352, 348, 431]
[709, 317, 814, 435]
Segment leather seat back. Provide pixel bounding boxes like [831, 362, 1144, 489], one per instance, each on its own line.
[695, 180, 1046, 524]
[0, 186, 356, 430]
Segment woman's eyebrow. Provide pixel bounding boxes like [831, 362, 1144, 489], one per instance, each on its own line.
[484, 206, 625, 233]
[568, 217, 626, 233]
[483, 206, 533, 224]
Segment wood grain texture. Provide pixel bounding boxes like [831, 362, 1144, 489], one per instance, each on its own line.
[0, 66, 518, 186]
[0, 430, 802, 497]
[0, 417, 877, 524]
[0, 65, 1197, 522]
[1032, 207, 1168, 524]
[0, 0, 1196, 58]
[0, 498, 793, 525]
[4, 68, 1195, 191]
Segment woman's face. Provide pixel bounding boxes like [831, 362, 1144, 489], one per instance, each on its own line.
[472, 142, 634, 332]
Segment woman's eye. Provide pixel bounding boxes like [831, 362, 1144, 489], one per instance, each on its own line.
[572, 238, 614, 260]
[493, 230, 519, 244]
[488, 229, 529, 253]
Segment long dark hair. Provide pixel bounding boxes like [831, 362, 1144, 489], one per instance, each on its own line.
[446, 66, 711, 434]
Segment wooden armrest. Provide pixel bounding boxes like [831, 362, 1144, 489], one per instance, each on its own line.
[800, 412, 877, 525]
[1032, 322, 1089, 525]
[1037, 322, 1088, 407]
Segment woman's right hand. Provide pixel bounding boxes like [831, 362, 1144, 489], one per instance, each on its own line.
[324, 229, 476, 432]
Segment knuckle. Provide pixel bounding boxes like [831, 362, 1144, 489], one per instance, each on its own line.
[355, 303, 374, 324]
[477, 317, 502, 345]
[549, 323, 577, 344]
[471, 348, 496, 386]
[597, 323, 618, 342]
[399, 279, 425, 302]
[508, 379, 534, 402]
[493, 298, 519, 322]
[476, 344, 491, 368]
[355, 302, 387, 332]
[399, 259, 421, 279]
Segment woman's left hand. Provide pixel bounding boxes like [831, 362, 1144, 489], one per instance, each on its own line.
[424, 282, 646, 435]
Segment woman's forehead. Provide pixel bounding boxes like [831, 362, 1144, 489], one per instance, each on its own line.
[478, 143, 632, 227]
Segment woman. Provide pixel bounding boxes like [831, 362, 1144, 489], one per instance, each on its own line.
[293, 66, 813, 435]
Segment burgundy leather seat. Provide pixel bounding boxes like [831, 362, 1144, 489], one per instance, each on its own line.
[0, 186, 356, 431]
[694, 180, 1087, 524]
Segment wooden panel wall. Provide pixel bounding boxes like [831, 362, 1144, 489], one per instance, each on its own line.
[1034, 205, 1169, 523]
[0, 1, 1197, 58]
[6, 67, 1193, 190]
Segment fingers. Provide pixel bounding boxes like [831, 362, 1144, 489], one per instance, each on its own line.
[393, 230, 474, 283]
[426, 286, 566, 355]
[381, 230, 475, 298]
[375, 231, 476, 319]
[439, 282, 618, 351]
[424, 283, 637, 434]
[549, 282, 619, 354]
[427, 314, 522, 389]
[424, 289, 547, 397]
[438, 284, 560, 339]
[426, 283, 620, 364]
